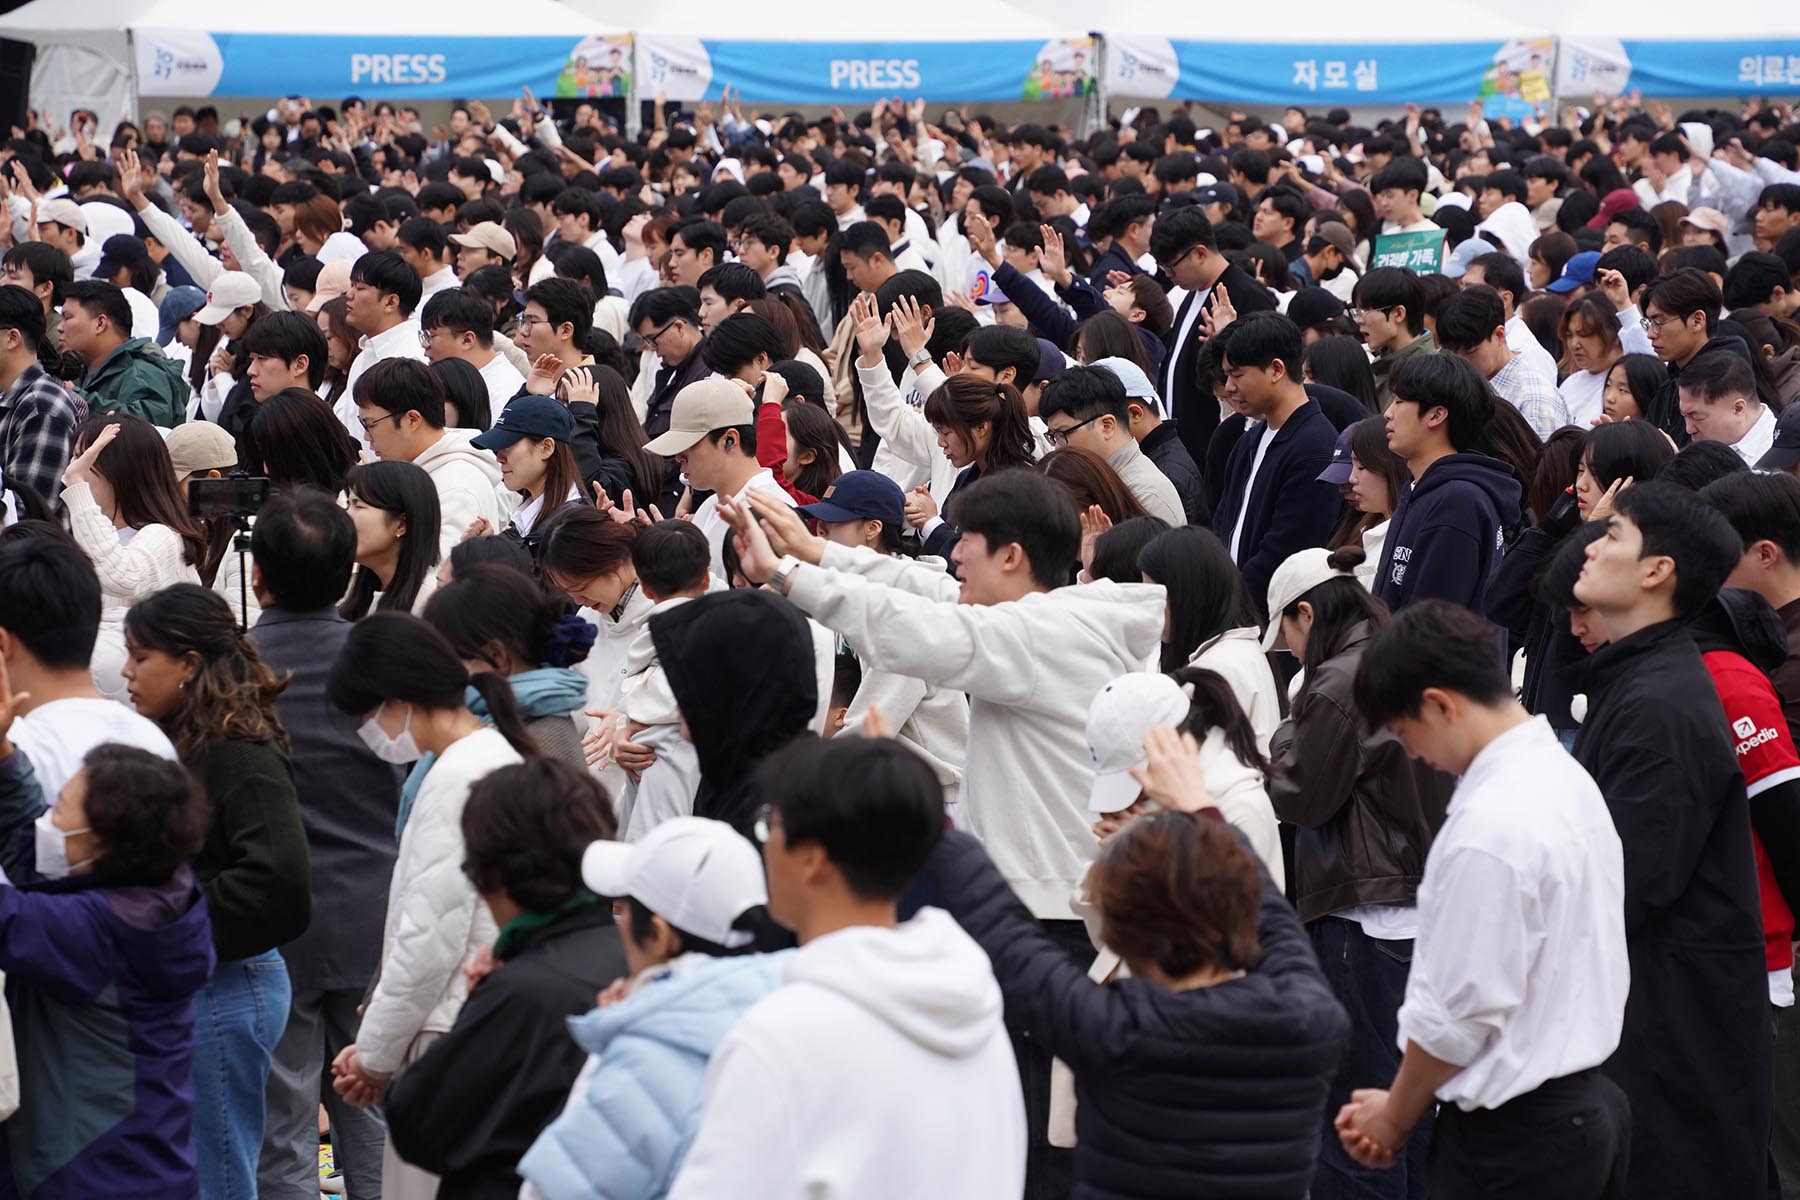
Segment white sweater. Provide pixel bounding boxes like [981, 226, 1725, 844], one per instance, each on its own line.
[857, 359, 958, 502]
[670, 909, 1024, 1200]
[65, 481, 201, 701]
[356, 726, 522, 1075]
[786, 544, 1165, 917]
[411, 428, 514, 560]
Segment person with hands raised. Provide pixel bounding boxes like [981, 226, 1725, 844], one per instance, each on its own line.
[120, 148, 287, 311]
[851, 291, 954, 499]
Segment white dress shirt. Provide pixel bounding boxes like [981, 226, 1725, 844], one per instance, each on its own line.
[476, 352, 526, 426]
[1730, 403, 1779, 466]
[341, 320, 427, 447]
[1398, 716, 1628, 1112]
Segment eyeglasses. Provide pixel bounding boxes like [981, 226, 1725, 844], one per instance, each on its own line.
[516, 313, 548, 331]
[358, 411, 399, 432]
[630, 320, 675, 351]
[1347, 305, 1396, 322]
[1640, 313, 1684, 333]
[1045, 413, 1105, 447]
[1157, 243, 1199, 274]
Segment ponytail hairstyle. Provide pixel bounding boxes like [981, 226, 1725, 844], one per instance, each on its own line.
[1172, 665, 1270, 778]
[340, 460, 442, 620]
[423, 563, 597, 673]
[1284, 544, 1390, 696]
[922, 374, 1036, 473]
[781, 402, 845, 500]
[124, 583, 290, 760]
[327, 611, 541, 759]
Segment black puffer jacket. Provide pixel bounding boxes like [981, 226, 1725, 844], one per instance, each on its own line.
[652, 588, 818, 835]
[925, 828, 1349, 1199]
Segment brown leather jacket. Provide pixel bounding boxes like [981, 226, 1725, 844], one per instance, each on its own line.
[1267, 621, 1452, 923]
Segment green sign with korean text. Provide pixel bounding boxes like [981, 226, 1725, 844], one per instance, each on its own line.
[1371, 229, 1447, 274]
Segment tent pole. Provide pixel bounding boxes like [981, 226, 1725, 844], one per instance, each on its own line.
[124, 27, 138, 122]
[1086, 31, 1105, 138]
[624, 38, 641, 139]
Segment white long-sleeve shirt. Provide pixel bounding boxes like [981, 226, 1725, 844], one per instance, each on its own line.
[1398, 715, 1627, 1111]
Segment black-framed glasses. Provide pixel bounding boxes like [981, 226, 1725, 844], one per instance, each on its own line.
[358, 411, 399, 432]
[1045, 413, 1105, 447]
[627, 319, 675, 351]
[1157, 243, 1199, 274]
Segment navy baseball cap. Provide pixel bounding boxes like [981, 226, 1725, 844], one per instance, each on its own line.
[472, 395, 573, 450]
[1546, 250, 1601, 295]
[1194, 182, 1239, 209]
[156, 285, 207, 346]
[1317, 425, 1355, 485]
[797, 470, 905, 529]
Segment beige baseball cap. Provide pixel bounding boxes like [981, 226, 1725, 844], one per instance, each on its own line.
[643, 377, 754, 456]
[306, 259, 353, 314]
[450, 221, 517, 261]
[194, 272, 262, 325]
[164, 421, 239, 479]
[37, 197, 86, 233]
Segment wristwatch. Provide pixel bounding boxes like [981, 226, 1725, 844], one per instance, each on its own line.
[909, 347, 933, 368]
[770, 554, 803, 595]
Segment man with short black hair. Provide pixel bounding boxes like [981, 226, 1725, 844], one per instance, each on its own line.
[1039, 365, 1185, 526]
[341, 250, 425, 446]
[1435, 285, 1569, 438]
[1370, 157, 1435, 235]
[420, 288, 524, 420]
[1253, 189, 1310, 262]
[838, 221, 900, 297]
[1150, 206, 1277, 466]
[1025, 166, 1087, 230]
[1376, 355, 1521, 612]
[695, 262, 767, 335]
[354, 357, 507, 556]
[823, 160, 866, 228]
[59, 278, 186, 426]
[1643, 267, 1741, 444]
[667, 220, 725, 288]
[736, 212, 802, 293]
[1, 241, 74, 347]
[629, 287, 710, 495]
[1353, 267, 1436, 410]
[1757, 184, 1800, 253]
[241, 310, 328, 401]
[1569, 481, 1770, 1200]
[1679, 350, 1774, 464]
[1341, 601, 1630, 1196]
[1460, 251, 1559, 382]
[1213, 312, 1343, 602]
[0, 283, 84, 502]
[249, 488, 393, 1200]
[668, 737, 1023, 1200]
[395, 216, 457, 302]
[1724, 251, 1800, 319]
[1086, 194, 1153, 285]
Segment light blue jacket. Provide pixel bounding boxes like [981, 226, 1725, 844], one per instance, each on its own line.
[518, 950, 789, 1200]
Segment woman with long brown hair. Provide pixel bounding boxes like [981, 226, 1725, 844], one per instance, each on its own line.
[1037, 446, 1151, 525]
[1323, 417, 1410, 586]
[914, 373, 1038, 558]
[122, 582, 309, 1200]
[562, 364, 663, 509]
[61, 416, 205, 700]
[472, 395, 588, 564]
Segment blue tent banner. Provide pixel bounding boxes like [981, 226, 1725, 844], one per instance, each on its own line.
[635, 35, 1097, 103]
[1106, 36, 1555, 118]
[134, 30, 635, 100]
[1557, 38, 1800, 100]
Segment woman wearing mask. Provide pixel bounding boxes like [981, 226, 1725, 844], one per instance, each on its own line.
[341, 460, 443, 619]
[385, 760, 628, 1198]
[472, 395, 587, 562]
[1557, 294, 1624, 427]
[519, 815, 788, 1200]
[325, 613, 540, 1200]
[120, 583, 310, 1200]
[423, 562, 597, 768]
[1263, 545, 1449, 1200]
[61, 417, 204, 700]
[0, 727, 213, 1198]
[1137, 526, 1280, 750]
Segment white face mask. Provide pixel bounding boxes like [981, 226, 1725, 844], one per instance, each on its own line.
[34, 809, 92, 880]
[358, 702, 421, 764]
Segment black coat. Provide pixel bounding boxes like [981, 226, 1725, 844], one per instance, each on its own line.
[1572, 620, 1771, 1200]
[1484, 522, 1585, 730]
[1210, 397, 1343, 610]
[925, 829, 1348, 1199]
[1162, 263, 1277, 468]
[384, 904, 628, 1200]
[1140, 422, 1207, 526]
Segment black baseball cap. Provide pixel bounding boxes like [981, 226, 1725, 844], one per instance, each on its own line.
[472, 395, 572, 450]
[1758, 404, 1800, 473]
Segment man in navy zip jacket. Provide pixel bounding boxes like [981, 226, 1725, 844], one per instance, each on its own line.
[1212, 313, 1343, 608]
[1375, 355, 1522, 612]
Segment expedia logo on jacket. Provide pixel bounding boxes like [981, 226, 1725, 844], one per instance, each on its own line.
[1734, 716, 1781, 755]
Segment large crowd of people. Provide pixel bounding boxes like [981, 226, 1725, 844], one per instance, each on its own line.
[2, 85, 1800, 1198]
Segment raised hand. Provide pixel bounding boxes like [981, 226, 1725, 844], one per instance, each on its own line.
[526, 354, 565, 396]
[63, 422, 119, 487]
[851, 292, 891, 365]
[1078, 504, 1112, 574]
[716, 493, 781, 584]
[558, 365, 599, 407]
[891, 293, 935, 360]
[964, 211, 1000, 267]
[1129, 725, 1213, 814]
[1038, 223, 1072, 286]
[744, 489, 827, 564]
[0, 657, 31, 759]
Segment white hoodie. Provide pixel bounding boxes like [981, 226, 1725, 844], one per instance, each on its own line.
[786, 543, 1166, 917]
[669, 908, 1025, 1200]
[410, 428, 514, 560]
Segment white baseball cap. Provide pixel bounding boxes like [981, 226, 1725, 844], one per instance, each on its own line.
[580, 817, 767, 948]
[1085, 672, 1192, 814]
[194, 271, 263, 326]
[1262, 547, 1355, 651]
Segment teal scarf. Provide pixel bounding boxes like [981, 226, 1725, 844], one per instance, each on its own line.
[395, 667, 590, 836]
[493, 889, 603, 959]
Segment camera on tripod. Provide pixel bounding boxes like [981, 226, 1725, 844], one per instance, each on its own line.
[186, 473, 273, 631]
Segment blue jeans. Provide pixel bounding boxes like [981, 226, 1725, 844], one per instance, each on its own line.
[193, 949, 292, 1200]
[1309, 916, 1432, 1200]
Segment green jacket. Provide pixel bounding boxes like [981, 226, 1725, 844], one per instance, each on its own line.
[1369, 330, 1438, 412]
[79, 337, 188, 427]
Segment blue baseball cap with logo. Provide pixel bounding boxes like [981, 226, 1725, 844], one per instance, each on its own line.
[472, 395, 573, 450]
[1317, 425, 1355, 485]
[796, 470, 906, 530]
[1546, 250, 1601, 295]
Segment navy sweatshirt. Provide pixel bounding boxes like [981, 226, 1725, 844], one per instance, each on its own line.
[1374, 452, 1521, 612]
